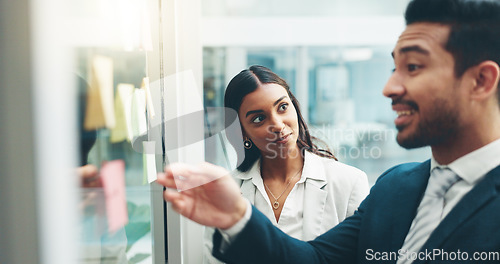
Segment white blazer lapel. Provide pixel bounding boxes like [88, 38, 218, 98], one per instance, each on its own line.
[233, 160, 261, 204]
[239, 179, 256, 203]
[302, 152, 328, 241]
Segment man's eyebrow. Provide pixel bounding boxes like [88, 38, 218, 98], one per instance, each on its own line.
[393, 45, 430, 57]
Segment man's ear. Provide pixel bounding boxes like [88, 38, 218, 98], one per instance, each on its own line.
[470, 60, 500, 101]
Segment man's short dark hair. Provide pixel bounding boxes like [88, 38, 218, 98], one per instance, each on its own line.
[405, 0, 500, 103]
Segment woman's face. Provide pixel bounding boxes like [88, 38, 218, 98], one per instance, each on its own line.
[238, 83, 300, 159]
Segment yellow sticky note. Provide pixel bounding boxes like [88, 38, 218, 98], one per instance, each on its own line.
[142, 77, 155, 119]
[84, 55, 116, 130]
[110, 84, 134, 143]
[131, 89, 147, 139]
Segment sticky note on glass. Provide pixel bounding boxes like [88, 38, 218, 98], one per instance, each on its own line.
[142, 141, 157, 183]
[110, 84, 134, 143]
[131, 89, 147, 139]
[100, 159, 128, 233]
[84, 55, 116, 130]
[142, 77, 155, 119]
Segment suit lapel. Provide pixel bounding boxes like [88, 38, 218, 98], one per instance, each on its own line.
[389, 160, 432, 252]
[302, 152, 328, 240]
[420, 165, 500, 252]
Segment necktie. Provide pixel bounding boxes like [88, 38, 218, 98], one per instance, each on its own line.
[397, 167, 461, 264]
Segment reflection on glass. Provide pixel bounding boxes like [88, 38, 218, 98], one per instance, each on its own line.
[76, 48, 154, 264]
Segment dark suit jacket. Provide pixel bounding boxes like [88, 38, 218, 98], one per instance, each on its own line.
[212, 160, 500, 264]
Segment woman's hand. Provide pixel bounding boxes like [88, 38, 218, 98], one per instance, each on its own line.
[78, 164, 102, 188]
[157, 162, 247, 229]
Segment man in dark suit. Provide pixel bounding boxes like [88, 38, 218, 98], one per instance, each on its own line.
[158, 0, 500, 263]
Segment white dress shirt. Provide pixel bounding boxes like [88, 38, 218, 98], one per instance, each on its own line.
[251, 168, 307, 240]
[431, 138, 500, 218]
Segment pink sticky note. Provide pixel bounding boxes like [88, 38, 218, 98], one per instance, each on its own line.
[100, 160, 128, 233]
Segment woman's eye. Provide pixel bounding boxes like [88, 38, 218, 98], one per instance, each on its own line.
[252, 115, 265, 124]
[279, 103, 288, 112]
[407, 64, 421, 72]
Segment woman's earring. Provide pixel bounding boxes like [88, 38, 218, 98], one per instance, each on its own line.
[243, 137, 253, 149]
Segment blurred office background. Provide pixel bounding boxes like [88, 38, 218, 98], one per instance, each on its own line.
[1, 0, 429, 263]
[201, 0, 429, 186]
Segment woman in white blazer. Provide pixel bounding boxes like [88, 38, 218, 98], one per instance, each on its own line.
[204, 65, 369, 263]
